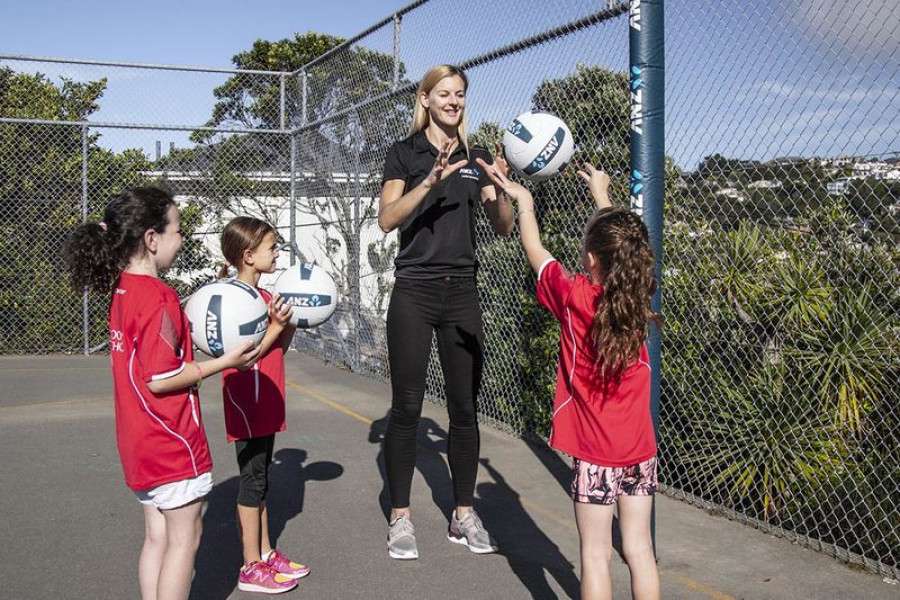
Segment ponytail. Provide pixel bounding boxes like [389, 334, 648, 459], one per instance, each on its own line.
[64, 187, 176, 294]
[66, 222, 118, 293]
[584, 207, 661, 383]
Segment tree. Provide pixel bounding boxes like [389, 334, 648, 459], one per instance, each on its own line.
[172, 34, 413, 371]
[192, 31, 409, 141]
[192, 32, 343, 140]
[0, 68, 206, 353]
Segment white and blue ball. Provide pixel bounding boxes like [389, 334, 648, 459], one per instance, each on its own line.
[274, 262, 338, 329]
[502, 110, 576, 182]
[184, 279, 268, 357]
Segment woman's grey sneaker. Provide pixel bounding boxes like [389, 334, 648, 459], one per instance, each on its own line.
[447, 509, 498, 554]
[387, 516, 418, 560]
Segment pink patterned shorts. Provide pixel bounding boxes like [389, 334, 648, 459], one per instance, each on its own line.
[570, 456, 658, 505]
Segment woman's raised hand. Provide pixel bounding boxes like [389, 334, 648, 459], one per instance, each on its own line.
[492, 141, 511, 180]
[423, 140, 468, 189]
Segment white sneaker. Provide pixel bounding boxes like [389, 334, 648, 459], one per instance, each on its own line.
[387, 515, 419, 560]
[448, 509, 498, 554]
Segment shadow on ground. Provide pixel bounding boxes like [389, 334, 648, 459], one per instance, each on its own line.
[190, 447, 343, 600]
[369, 412, 581, 599]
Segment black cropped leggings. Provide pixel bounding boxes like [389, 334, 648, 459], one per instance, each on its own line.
[384, 276, 485, 509]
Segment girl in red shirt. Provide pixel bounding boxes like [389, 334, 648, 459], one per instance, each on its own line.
[65, 187, 260, 600]
[477, 161, 661, 600]
[218, 217, 308, 594]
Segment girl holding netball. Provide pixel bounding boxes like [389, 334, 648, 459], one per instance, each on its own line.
[217, 216, 309, 594]
[66, 187, 260, 600]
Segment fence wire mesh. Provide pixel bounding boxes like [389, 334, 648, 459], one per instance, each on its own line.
[661, 0, 899, 578]
[0, 0, 897, 579]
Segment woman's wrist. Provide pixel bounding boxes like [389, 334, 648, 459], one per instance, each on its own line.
[518, 207, 536, 217]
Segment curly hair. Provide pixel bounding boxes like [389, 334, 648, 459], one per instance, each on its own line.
[584, 207, 661, 383]
[65, 187, 175, 294]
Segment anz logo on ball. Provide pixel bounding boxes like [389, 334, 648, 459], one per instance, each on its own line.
[524, 128, 565, 176]
[281, 263, 333, 309]
[282, 292, 333, 308]
[206, 295, 225, 357]
[238, 314, 268, 336]
[507, 119, 533, 143]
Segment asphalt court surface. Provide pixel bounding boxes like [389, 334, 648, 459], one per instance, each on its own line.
[0, 353, 896, 599]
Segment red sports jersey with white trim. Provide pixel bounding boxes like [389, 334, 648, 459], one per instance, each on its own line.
[536, 259, 656, 466]
[109, 272, 213, 491]
[221, 288, 287, 442]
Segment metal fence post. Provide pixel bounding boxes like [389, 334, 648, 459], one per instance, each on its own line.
[279, 73, 286, 130]
[351, 115, 362, 372]
[81, 124, 90, 355]
[289, 133, 297, 266]
[392, 14, 402, 90]
[301, 70, 308, 126]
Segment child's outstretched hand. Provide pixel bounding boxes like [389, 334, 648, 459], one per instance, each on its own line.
[476, 157, 534, 213]
[577, 163, 611, 208]
[225, 339, 262, 371]
[267, 292, 294, 328]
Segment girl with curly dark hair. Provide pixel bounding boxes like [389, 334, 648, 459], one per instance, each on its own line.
[66, 187, 259, 600]
[477, 160, 661, 600]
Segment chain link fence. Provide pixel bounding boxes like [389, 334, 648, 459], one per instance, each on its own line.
[660, 0, 899, 579]
[1, 0, 897, 579]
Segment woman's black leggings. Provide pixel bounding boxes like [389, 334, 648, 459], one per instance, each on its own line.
[384, 276, 485, 509]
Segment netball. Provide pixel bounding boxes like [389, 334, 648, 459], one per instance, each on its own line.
[502, 110, 576, 181]
[273, 262, 339, 329]
[184, 278, 269, 357]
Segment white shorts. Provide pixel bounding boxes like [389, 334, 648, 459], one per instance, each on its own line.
[135, 472, 213, 510]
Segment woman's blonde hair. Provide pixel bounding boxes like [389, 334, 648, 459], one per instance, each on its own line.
[410, 64, 469, 154]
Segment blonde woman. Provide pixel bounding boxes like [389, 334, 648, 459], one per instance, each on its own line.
[378, 64, 514, 559]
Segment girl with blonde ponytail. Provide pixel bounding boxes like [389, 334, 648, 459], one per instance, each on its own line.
[478, 160, 662, 600]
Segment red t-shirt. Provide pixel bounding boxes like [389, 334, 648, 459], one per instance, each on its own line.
[536, 259, 657, 466]
[109, 272, 213, 491]
[221, 288, 287, 442]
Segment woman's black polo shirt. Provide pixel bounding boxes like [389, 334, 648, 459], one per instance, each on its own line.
[381, 131, 493, 280]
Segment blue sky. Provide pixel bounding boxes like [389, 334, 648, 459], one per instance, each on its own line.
[1, 0, 897, 171]
[0, 0, 410, 65]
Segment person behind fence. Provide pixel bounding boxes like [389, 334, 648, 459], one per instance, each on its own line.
[476, 160, 661, 600]
[65, 187, 260, 600]
[377, 63, 515, 559]
[217, 216, 309, 594]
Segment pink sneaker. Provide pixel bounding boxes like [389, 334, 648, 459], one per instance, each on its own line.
[237, 561, 298, 594]
[265, 548, 311, 579]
